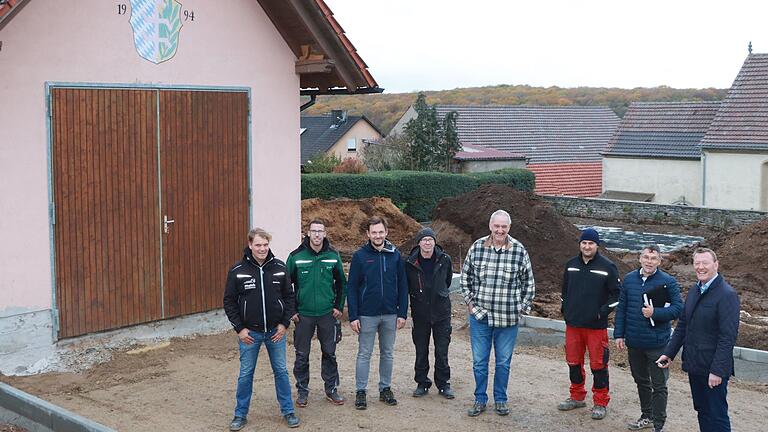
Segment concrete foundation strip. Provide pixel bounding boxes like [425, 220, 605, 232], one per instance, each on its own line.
[0, 382, 115, 432]
[520, 315, 768, 364]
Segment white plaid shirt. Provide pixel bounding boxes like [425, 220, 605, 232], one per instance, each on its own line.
[461, 235, 535, 327]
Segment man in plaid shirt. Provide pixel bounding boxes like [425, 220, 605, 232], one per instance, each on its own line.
[461, 209, 535, 418]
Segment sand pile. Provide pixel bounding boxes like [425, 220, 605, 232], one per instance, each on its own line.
[300, 197, 422, 257]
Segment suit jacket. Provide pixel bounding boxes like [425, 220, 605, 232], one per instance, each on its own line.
[663, 274, 740, 377]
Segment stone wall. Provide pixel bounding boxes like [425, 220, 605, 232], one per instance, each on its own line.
[543, 195, 767, 229]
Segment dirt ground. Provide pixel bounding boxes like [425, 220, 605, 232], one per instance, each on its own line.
[2, 303, 767, 432]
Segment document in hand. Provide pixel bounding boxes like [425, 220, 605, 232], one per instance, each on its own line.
[643, 284, 671, 307]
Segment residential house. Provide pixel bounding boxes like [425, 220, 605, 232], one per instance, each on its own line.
[604, 53, 768, 211]
[602, 101, 721, 206]
[391, 105, 620, 196]
[0, 0, 378, 371]
[701, 54, 768, 210]
[300, 110, 382, 167]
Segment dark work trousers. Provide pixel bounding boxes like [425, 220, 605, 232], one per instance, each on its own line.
[411, 317, 452, 389]
[689, 373, 731, 432]
[628, 346, 668, 429]
[293, 313, 339, 396]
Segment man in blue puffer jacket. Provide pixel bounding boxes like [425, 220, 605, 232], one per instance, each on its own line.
[614, 244, 683, 432]
[347, 216, 409, 410]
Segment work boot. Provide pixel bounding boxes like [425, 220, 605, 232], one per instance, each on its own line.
[467, 401, 486, 417]
[438, 385, 455, 399]
[229, 416, 247, 431]
[412, 385, 429, 397]
[557, 398, 587, 411]
[354, 390, 367, 410]
[591, 405, 607, 420]
[379, 387, 398, 406]
[296, 393, 308, 408]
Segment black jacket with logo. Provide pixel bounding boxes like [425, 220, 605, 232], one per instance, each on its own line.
[406, 245, 453, 323]
[223, 248, 296, 333]
[561, 252, 620, 329]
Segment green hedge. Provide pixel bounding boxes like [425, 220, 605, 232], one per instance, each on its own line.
[301, 169, 534, 221]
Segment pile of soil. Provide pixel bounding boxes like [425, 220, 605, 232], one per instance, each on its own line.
[0, 425, 28, 432]
[300, 197, 422, 257]
[426, 184, 632, 317]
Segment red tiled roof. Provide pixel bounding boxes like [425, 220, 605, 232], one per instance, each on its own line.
[0, 0, 25, 29]
[453, 144, 526, 161]
[528, 162, 602, 197]
[314, 0, 377, 90]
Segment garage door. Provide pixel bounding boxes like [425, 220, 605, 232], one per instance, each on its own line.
[51, 87, 249, 338]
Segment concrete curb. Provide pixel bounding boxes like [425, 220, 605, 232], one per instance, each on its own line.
[520, 315, 768, 364]
[0, 382, 115, 432]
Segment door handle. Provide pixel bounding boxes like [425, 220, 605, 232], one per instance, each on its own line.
[164, 215, 175, 233]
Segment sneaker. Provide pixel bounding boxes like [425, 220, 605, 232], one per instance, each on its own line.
[229, 416, 247, 431]
[467, 401, 486, 417]
[355, 390, 367, 410]
[284, 413, 300, 428]
[494, 401, 510, 416]
[412, 385, 429, 397]
[591, 405, 607, 420]
[379, 387, 398, 406]
[325, 390, 345, 405]
[438, 385, 455, 400]
[627, 417, 653, 430]
[296, 393, 308, 408]
[557, 398, 587, 411]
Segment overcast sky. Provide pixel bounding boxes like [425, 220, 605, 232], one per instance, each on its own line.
[325, 0, 766, 93]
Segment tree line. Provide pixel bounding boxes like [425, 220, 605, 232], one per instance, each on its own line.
[303, 84, 726, 135]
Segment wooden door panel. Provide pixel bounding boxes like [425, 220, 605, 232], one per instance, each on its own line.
[52, 88, 162, 338]
[159, 90, 249, 318]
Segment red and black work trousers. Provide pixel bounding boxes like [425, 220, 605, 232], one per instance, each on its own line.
[565, 325, 610, 407]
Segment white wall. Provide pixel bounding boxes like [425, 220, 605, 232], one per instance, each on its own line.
[0, 1, 301, 319]
[704, 151, 768, 210]
[603, 157, 702, 205]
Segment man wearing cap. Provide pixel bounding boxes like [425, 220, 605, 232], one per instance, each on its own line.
[406, 227, 455, 399]
[558, 228, 620, 420]
[461, 209, 535, 417]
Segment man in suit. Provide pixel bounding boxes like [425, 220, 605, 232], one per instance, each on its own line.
[657, 247, 740, 432]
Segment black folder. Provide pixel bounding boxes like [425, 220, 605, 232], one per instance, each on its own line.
[643, 284, 670, 306]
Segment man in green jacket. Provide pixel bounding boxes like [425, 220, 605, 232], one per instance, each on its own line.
[287, 218, 347, 407]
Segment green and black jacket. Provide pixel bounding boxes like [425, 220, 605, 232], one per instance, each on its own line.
[286, 237, 347, 317]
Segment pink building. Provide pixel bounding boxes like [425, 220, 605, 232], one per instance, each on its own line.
[0, 0, 378, 372]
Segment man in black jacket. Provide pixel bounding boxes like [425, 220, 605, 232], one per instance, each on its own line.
[657, 248, 740, 432]
[558, 228, 620, 420]
[223, 228, 299, 430]
[406, 227, 455, 400]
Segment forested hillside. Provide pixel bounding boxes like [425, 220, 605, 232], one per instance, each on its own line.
[303, 85, 726, 134]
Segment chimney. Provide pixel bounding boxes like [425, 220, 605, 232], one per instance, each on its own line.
[331, 110, 346, 126]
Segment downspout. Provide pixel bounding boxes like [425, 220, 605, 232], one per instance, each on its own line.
[701, 152, 707, 206]
[300, 94, 316, 112]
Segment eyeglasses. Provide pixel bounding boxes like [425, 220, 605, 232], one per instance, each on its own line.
[309, 230, 325, 234]
[419, 237, 435, 243]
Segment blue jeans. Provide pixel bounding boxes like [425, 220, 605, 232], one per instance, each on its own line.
[689, 373, 731, 432]
[234, 329, 294, 418]
[469, 314, 519, 404]
[356, 314, 397, 392]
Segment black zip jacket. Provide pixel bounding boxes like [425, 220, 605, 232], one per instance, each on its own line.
[223, 247, 296, 333]
[561, 252, 620, 329]
[406, 244, 453, 323]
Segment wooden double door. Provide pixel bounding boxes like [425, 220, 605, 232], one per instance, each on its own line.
[51, 87, 249, 338]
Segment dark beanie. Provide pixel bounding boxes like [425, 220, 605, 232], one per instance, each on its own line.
[579, 228, 600, 244]
[415, 227, 437, 243]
